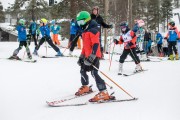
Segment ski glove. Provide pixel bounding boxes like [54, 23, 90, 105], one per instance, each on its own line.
[114, 39, 119, 44]
[126, 42, 134, 48]
[77, 54, 85, 66]
[84, 54, 96, 66]
[164, 37, 167, 39]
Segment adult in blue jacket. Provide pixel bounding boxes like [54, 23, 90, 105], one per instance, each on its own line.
[155, 31, 163, 55]
[9, 19, 32, 60]
[33, 18, 63, 56]
[69, 20, 83, 55]
[29, 19, 38, 47]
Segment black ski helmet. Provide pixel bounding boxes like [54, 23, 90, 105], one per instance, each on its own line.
[169, 21, 175, 27]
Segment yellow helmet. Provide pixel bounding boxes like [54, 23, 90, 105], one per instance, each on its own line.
[40, 18, 48, 24]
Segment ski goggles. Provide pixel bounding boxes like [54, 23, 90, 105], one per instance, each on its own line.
[77, 20, 86, 26]
[120, 26, 127, 31]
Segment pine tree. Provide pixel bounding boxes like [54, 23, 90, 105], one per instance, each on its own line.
[0, 2, 5, 22]
[160, 0, 173, 30]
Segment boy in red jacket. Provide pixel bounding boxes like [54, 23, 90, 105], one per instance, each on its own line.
[75, 11, 115, 102]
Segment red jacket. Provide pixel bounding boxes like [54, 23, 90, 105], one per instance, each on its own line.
[81, 20, 101, 58]
[118, 30, 137, 49]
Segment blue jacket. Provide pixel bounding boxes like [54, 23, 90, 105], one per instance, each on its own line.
[70, 21, 77, 35]
[29, 22, 37, 34]
[39, 25, 50, 37]
[132, 23, 139, 33]
[16, 25, 27, 41]
[75, 21, 83, 35]
[166, 27, 179, 42]
[156, 33, 163, 44]
[50, 25, 60, 34]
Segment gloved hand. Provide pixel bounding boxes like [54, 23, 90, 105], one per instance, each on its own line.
[126, 42, 134, 48]
[164, 37, 167, 39]
[113, 39, 119, 44]
[176, 38, 180, 40]
[84, 54, 96, 66]
[77, 54, 85, 66]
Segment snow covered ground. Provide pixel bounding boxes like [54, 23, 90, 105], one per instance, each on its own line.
[0, 41, 180, 120]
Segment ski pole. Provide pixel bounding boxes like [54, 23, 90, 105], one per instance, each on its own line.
[109, 43, 116, 71]
[92, 65, 135, 99]
[45, 41, 47, 57]
[62, 33, 80, 54]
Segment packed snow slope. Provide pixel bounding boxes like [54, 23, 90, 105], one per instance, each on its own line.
[0, 42, 180, 120]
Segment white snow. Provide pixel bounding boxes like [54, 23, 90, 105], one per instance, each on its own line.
[0, 41, 180, 120]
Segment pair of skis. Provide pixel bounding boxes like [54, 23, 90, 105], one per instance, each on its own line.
[46, 91, 138, 107]
[118, 69, 148, 76]
[7, 57, 37, 63]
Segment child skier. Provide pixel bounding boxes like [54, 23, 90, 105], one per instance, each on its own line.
[75, 11, 115, 102]
[29, 19, 38, 47]
[114, 21, 142, 75]
[33, 18, 63, 56]
[9, 19, 32, 60]
[164, 20, 180, 60]
[50, 20, 61, 46]
[155, 31, 163, 57]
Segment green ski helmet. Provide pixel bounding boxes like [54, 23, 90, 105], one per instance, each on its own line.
[19, 19, 25, 26]
[76, 11, 91, 26]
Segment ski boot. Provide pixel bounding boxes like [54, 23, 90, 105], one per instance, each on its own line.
[55, 50, 63, 57]
[69, 50, 73, 56]
[28, 54, 32, 60]
[9, 55, 21, 60]
[175, 54, 179, 60]
[75, 85, 93, 96]
[89, 90, 115, 102]
[33, 49, 38, 56]
[134, 63, 142, 73]
[169, 54, 174, 60]
[118, 63, 123, 75]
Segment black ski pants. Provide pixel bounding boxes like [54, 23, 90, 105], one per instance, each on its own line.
[119, 48, 140, 64]
[80, 58, 107, 91]
[35, 36, 59, 52]
[168, 41, 177, 55]
[69, 33, 80, 52]
[13, 41, 31, 56]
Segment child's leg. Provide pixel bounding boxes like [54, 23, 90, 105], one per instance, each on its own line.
[91, 59, 107, 91]
[129, 48, 140, 64]
[32, 34, 38, 46]
[24, 42, 31, 57]
[46, 37, 60, 52]
[35, 37, 46, 50]
[54, 34, 60, 45]
[119, 49, 129, 63]
[13, 41, 24, 56]
[172, 41, 178, 54]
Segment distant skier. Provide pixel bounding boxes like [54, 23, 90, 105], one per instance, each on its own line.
[114, 21, 142, 75]
[75, 11, 115, 102]
[91, 6, 113, 59]
[164, 20, 179, 60]
[29, 19, 38, 47]
[9, 19, 32, 60]
[50, 20, 61, 47]
[155, 31, 163, 57]
[33, 18, 63, 56]
[69, 19, 77, 48]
